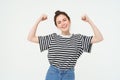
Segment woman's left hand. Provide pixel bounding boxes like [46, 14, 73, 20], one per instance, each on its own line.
[81, 14, 90, 22]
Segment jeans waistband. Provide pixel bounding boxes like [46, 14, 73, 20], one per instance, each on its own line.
[49, 65, 74, 73]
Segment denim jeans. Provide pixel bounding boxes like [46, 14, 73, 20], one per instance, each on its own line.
[45, 65, 75, 80]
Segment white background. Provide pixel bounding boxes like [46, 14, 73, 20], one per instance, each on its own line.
[0, 0, 120, 80]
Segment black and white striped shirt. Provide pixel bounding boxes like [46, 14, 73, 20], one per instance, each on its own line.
[38, 33, 93, 70]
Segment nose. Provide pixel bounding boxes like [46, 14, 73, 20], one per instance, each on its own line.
[61, 21, 65, 26]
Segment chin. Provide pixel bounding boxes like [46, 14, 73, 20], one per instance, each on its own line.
[61, 28, 69, 32]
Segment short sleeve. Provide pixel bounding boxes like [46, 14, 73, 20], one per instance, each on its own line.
[38, 33, 55, 52]
[81, 35, 93, 53]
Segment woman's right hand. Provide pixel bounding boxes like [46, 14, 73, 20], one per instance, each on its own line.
[41, 14, 47, 21]
[37, 14, 48, 23]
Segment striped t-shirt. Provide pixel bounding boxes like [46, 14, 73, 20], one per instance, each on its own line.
[38, 33, 93, 70]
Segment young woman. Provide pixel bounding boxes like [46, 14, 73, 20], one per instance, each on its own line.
[27, 10, 103, 80]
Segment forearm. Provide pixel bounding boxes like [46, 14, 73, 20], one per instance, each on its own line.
[88, 19, 104, 43]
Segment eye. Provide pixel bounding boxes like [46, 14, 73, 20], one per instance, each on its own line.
[57, 21, 61, 24]
[63, 18, 67, 21]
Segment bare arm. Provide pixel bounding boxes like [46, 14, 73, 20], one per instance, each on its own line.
[81, 14, 104, 43]
[27, 14, 47, 43]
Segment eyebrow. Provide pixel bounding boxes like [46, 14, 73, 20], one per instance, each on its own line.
[57, 18, 67, 22]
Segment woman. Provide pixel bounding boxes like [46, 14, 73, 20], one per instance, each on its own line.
[27, 10, 103, 80]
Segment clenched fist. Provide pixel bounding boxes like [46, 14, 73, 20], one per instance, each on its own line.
[81, 14, 90, 22]
[36, 14, 48, 23]
[40, 14, 47, 21]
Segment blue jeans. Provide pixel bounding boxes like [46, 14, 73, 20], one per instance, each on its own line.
[45, 65, 75, 80]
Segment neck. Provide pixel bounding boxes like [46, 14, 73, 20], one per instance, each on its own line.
[61, 31, 71, 35]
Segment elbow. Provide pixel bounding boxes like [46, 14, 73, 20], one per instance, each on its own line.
[100, 35, 104, 41]
[92, 36, 104, 43]
[101, 37, 104, 41]
[27, 36, 33, 42]
[97, 36, 104, 42]
[27, 36, 38, 43]
[27, 36, 31, 41]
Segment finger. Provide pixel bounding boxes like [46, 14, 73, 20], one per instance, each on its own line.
[43, 16, 47, 19]
[43, 15, 47, 20]
[81, 16, 86, 20]
[42, 17, 47, 21]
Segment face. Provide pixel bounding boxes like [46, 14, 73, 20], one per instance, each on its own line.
[56, 14, 71, 32]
